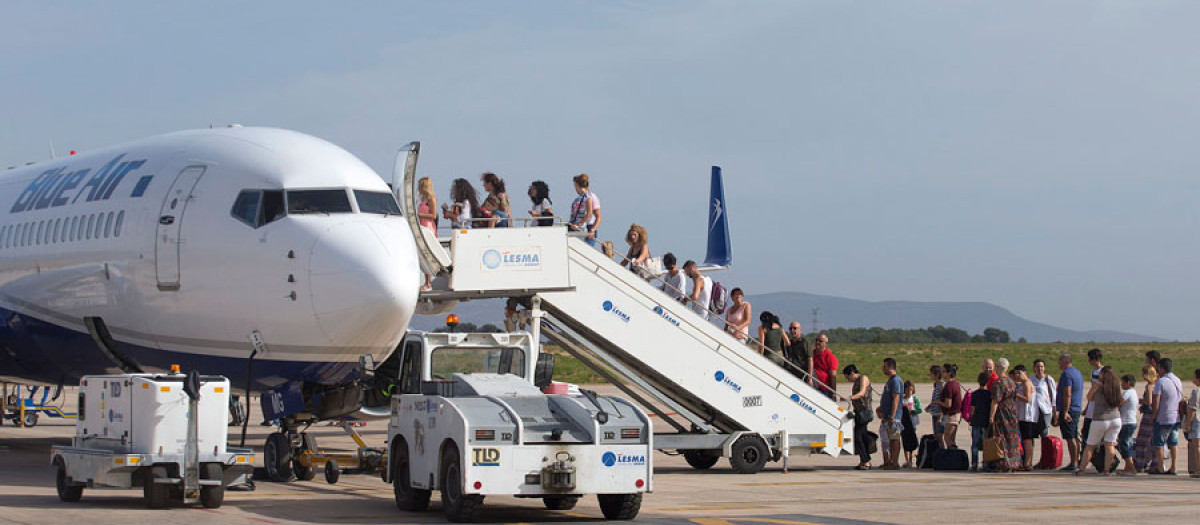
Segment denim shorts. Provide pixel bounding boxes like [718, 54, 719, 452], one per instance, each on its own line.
[1152, 422, 1181, 447]
[1117, 423, 1136, 459]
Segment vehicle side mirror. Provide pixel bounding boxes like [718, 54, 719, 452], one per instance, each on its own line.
[534, 353, 555, 389]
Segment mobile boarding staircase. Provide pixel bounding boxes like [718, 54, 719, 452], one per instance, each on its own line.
[393, 143, 853, 473]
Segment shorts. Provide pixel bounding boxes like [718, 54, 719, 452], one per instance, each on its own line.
[1117, 423, 1136, 459]
[931, 412, 945, 434]
[1019, 421, 1038, 441]
[1152, 422, 1181, 447]
[1085, 418, 1121, 446]
[1059, 410, 1081, 440]
[882, 419, 904, 441]
[943, 412, 961, 428]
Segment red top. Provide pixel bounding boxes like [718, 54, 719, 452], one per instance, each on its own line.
[986, 371, 999, 391]
[812, 350, 838, 391]
[940, 379, 963, 415]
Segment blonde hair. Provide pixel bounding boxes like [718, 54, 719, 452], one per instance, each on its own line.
[573, 173, 590, 188]
[418, 177, 435, 202]
[625, 223, 647, 246]
[1142, 364, 1158, 384]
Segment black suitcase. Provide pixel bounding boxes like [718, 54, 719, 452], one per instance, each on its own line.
[932, 448, 969, 471]
[916, 434, 941, 469]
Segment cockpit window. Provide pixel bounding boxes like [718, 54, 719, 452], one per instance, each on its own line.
[354, 190, 402, 215]
[231, 189, 287, 228]
[287, 189, 352, 214]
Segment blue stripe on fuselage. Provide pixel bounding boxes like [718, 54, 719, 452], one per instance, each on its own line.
[0, 306, 358, 390]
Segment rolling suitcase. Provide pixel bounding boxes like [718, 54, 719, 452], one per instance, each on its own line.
[1039, 435, 1063, 469]
[916, 434, 941, 469]
[932, 448, 969, 471]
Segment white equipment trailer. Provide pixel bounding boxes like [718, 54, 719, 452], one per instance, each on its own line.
[50, 371, 254, 508]
[385, 331, 652, 522]
[393, 143, 853, 475]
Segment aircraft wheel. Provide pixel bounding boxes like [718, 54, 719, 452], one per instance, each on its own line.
[441, 446, 483, 522]
[293, 433, 317, 481]
[264, 432, 295, 482]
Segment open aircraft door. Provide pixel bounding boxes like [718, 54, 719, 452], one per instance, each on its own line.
[156, 166, 206, 291]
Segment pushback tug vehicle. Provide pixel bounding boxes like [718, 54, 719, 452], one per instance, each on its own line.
[385, 330, 652, 522]
[50, 369, 254, 508]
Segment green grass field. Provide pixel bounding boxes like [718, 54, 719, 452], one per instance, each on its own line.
[548, 342, 1200, 386]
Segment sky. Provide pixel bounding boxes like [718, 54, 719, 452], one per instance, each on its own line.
[2, 1, 1198, 340]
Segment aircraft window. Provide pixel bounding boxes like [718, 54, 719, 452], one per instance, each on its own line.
[354, 190, 402, 215]
[104, 212, 113, 238]
[16, 224, 23, 247]
[430, 347, 526, 379]
[52, 218, 59, 243]
[86, 215, 95, 240]
[286, 189, 352, 215]
[263, 191, 285, 225]
[36, 221, 44, 246]
[25, 222, 33, 246]
[1, 226, 7, 248]
[231, 190, 261, 227]
[93, 213, 104, 239]
[44, 220, 51, 245]
[115, 211, 125, 237]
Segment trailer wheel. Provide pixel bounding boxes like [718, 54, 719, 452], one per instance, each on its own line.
[264, 432, 295, 482]
[54, 458, 83, 502]
[392, 442, 430, 511]
[597, 493, 642, 520]
[143, 466, 171, 509]
[440, 446, 483, 522]
[22, 412, 38, 428]
[294, 433, 317, 481]
[324, 459, 341, 484]
[200, 463, 224, 508]
[729, 435, 769, 474]
[542, 496, 579, 510]
[683, 450, 721, 470]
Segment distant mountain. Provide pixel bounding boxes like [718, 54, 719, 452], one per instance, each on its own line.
[409, 292, 1166, 343]
[747, 292, 1166, 343]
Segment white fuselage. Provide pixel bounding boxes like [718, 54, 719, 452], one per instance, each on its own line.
[0, 127, 420, 390]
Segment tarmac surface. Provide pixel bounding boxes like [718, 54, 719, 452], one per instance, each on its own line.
[3, 383, 1198, 525]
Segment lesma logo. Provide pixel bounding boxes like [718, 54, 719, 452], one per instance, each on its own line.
[602, 301, 631, 323]
[602, 451, 646, 467]
[652, 305, 680, 327]
[713, 371, 742, 393]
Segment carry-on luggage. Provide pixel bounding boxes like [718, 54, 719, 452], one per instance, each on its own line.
[932, 448, 969, 471]
[916, 434, 942, 469]
[1039, 435, 1063, 469]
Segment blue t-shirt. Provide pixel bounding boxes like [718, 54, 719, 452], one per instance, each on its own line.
[1057, 366, 1084, 413]
[881, 374, 904, 419]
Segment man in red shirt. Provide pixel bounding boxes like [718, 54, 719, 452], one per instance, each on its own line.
[983, 358, 998, 390]
[812, 333, 839, 400]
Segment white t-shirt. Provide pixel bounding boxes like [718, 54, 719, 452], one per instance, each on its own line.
[691, 275, 712, 320]
[1018, 382, 1038, 423]
[660, 271, 687, 302]
[1120, 388, 1139, 425]
[532, 197, 551, 217]
[1153, 373, 1183, 424]
[585, 193, 600, 227]
[1032, 375, 1056, 415]
[452, 200, 472, 229]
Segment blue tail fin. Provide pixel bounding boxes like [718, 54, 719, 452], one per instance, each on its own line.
[703, 166, 732, 268]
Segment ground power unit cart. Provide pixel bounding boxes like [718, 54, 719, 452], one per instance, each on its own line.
[50, 371, 254, 508]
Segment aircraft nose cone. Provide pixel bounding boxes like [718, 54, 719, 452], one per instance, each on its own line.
[308, 222, 419, 356]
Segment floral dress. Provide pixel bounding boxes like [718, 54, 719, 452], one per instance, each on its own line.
[992, 375, 1023, 471]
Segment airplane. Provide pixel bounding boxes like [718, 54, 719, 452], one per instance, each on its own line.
[0, 125, 421, 479]
[0, 125, 733, 482]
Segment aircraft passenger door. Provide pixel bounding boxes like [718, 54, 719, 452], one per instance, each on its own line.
[155, 166, 207, 291]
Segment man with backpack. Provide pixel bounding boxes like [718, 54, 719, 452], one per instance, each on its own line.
[683, 260, 712, 321]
